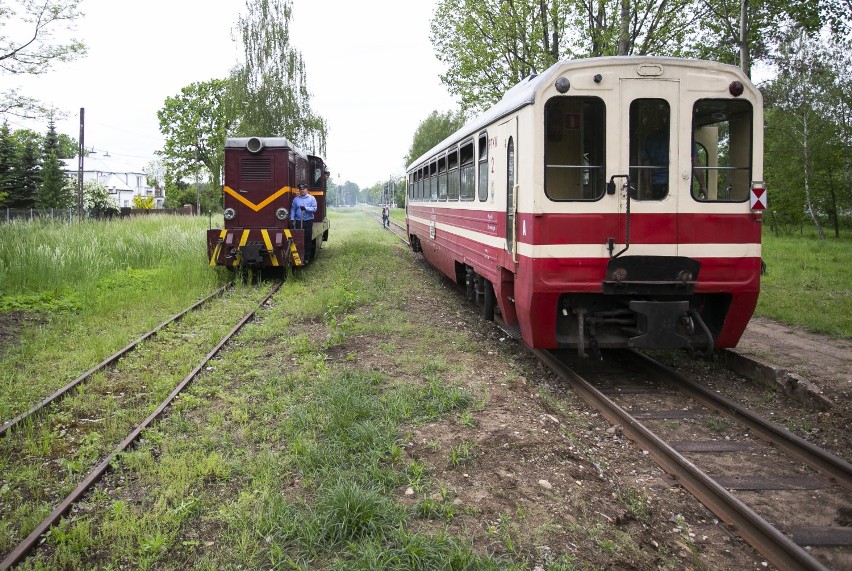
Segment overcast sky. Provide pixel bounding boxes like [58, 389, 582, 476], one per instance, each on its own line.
[10, 0, 457, 188]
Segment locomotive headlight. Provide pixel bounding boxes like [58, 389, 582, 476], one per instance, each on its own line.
[275, 207, 289, 220]
[224, 208, 236, 220]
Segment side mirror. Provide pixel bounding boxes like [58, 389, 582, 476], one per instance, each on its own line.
[607, 181, 616, 195]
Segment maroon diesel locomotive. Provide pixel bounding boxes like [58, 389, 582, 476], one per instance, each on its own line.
[207, 136, 330, 272]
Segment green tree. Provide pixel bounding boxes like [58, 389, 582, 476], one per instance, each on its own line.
[162, 178, 194, 209]
[36, 150, 71, 208]
[405, 109, 467, 167]
[229, 0, 327, 154]
[0, 121, 15, 206]
[13, 135, 41, 208]
[431, 0, 698, 111]
[157, 79, 234, 192]
[763, 31, 843, 238]
[1, 0, 86, 119]
[691, 0, 822, 77]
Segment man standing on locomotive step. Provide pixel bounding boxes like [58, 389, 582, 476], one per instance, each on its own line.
[291, 183, 317, 264]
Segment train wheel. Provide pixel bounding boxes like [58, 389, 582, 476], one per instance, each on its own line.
[483, 279, 495, 321]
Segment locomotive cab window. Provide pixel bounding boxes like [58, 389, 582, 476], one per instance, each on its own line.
[692, 99, 753, 202]
[629, 99, 670, 200]
[544, 97, 605, 200]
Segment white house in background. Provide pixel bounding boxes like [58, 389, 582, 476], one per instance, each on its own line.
[61, 156, 164, 209]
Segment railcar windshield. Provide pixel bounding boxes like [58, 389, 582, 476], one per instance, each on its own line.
[691, 99, 753, 202]
[629, 99, 670, 200]
[544, 97, 606, 200]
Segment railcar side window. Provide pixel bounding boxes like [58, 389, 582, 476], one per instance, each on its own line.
[506, 137, 515, 253]
[438, 156, 447, 201]
[692, 99, 753, 202]
[478, 132, 488, 201]
[430, 160, 438, 201]
[629, 99, 670, 200]
[544, 97, 605, 200]
[447, 148, 459, 201]
[460, 141, 475, 201]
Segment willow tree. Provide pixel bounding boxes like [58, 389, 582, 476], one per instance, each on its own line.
[230, 0, 327, 155]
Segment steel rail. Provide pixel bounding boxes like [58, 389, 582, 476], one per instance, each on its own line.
[0, 282, 281, 570]
[629, 350, 852, 493]
[534, 348, 830, 571]
[0, 284, 230, 438]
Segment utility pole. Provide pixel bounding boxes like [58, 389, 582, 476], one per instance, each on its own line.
[77, 108, 84, 218]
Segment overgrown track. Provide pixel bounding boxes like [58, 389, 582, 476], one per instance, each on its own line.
[0, 282, 282, 569]
[0, 284, 230, 438]
[536, 349, 852, 571]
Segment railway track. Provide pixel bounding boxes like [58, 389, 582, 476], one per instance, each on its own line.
[0, 282, 282, 568]
[374, 211, 851, 570]
[536, 348, 851, 571]
[0, 284, 230, 438]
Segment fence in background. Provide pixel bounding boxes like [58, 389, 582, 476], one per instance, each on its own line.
[2, 205, 194, 223]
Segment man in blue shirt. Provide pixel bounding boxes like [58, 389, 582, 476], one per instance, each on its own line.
[291, 183, 317, 263]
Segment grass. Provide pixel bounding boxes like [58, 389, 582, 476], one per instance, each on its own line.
[8, 210, 515, 569]
[758, 230, 851, 337]
[2, 209, 848, 569]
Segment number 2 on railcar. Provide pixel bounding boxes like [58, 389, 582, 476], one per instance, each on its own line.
[406, 57, 765, 356]
[207, 137, 330, 273]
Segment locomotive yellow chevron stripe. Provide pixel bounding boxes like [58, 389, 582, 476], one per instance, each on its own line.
[284, 229, 302, 265]
[234, 229, 250, 266]
[223, 185, 292, 212]
[209, 229, 227, 266]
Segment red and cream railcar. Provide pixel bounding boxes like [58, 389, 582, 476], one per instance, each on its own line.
[207, 137, 330, 271]
[406, 57, 765, 355]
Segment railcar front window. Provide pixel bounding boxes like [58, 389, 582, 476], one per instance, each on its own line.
[692, 99, 753, 202]
[544, 97, 605, 200]
[629, 99, 670, 200]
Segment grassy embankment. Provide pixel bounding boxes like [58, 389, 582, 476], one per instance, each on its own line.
[758, 230, 851, 337]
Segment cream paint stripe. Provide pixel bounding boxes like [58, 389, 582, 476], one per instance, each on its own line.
[408, 214, 760, 259]
[517, 242, 761, 258]
[260, 230, 279, 267]
[223, 186, 291, 212]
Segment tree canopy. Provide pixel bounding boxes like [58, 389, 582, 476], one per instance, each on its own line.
[228, 0, 327, 155]
[1, 0, 86, 119]
[157, 79, 234, 192]
[405, 109, 467, 167]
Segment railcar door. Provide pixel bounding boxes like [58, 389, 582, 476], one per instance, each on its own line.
[618, 79, 680, 256]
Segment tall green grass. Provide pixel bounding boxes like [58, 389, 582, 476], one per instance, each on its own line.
[0, 215, 228, 421]
[758, 230, 851, 337]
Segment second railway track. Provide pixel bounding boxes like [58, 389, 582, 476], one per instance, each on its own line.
[0, 281, 282, 568]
